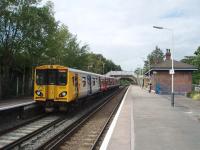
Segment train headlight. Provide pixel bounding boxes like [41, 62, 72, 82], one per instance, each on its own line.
[59, 91, 67, 97]
[35, 90, 43, 96]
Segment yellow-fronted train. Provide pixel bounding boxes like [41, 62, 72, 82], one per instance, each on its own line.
[34, 65, 119, 112]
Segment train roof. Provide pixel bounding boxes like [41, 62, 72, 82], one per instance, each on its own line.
[35, 65, 67, 70]
[35, 65, 117, 79]
[68, 68, 116, 79]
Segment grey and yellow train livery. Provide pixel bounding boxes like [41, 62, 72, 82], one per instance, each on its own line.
[34, 65, 119, 111]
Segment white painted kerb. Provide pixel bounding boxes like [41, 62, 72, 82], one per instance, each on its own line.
[100, 86, 130, 150]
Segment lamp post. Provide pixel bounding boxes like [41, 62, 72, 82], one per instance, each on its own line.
[149, 58, 151, 81]
[140, 57, 145, 88]
[140, 68, 142, 85]
[153, 26, 175, 107]
[141, 57, 147, 89]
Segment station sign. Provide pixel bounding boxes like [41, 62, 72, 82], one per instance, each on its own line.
[169, 69, 175, 74]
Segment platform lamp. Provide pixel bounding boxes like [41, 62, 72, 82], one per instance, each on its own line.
[153, 26, 175, 107]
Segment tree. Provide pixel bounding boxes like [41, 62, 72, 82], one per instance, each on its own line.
[0, 0, 122, 98]
[0, 0, 57, 98]
[181, 56, 195, 65]
[85, 53, 121, 74]
[181, 47, 200, 84]
[143, 46, 164, 73]
[134, 67, 141, 76]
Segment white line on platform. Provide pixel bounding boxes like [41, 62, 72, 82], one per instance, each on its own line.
[100, 86, 130, 150]
[131, 86, 135, 150]
[0, 101, 35, 111]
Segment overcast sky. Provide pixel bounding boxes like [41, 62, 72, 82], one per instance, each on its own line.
[43, 0, 200, 71]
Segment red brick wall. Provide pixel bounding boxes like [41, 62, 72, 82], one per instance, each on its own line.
[152, 71, 192, 94]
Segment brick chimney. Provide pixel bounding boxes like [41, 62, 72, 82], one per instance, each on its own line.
[165, 49, 171, 60]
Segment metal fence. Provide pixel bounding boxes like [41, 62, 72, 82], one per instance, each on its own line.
[192, 84, 200, 92]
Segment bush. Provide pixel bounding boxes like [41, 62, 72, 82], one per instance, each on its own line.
[192, 93, 200, 100]
[186, 92, 191, 97]
[187, 91, 200, 100]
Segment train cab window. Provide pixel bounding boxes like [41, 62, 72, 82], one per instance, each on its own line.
[82, 77, 86, 87]
[48, 70, 57, 85]
[58, 70, 67, 85]
[36, 70, 47, 85]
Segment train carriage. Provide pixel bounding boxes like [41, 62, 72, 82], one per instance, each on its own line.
[34, 65, 119, 111]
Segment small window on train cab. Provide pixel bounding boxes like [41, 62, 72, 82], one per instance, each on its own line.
[82, 77, 86, 87]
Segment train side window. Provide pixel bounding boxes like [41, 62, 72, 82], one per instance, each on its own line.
[92, 78, 95, 86]
[82, 77, 86, 87]
[95, 78, 98, 84]
[101, 79, 104, 84]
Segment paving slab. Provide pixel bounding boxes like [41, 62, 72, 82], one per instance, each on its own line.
[102, 85, 200, 150]
[106, 86, 133, 150]
[162, 94, 200, 121]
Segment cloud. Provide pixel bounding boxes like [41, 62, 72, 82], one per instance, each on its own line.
[161, 10, 184, 19]
[42, 0, 200, 70]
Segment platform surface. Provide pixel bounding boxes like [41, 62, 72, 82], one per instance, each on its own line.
[101, 85, 200, 150]
[0, 98, 34, 111]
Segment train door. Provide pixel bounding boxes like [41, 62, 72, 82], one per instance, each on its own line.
[56, 69, 67, 100]
[87, 75, 92, 95]
[47, 69, 56, 100]
[74, 74, 79, 98]
[99, 77, 101, 91]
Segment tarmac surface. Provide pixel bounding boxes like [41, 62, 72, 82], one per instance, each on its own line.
[102, 85, 200, 150]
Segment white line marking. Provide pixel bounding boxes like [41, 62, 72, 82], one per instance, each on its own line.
[131, 86, 135, 150]
[185, 111, 192, 114]
[100, 86, 130, 150]
[0, 101, 35, 111]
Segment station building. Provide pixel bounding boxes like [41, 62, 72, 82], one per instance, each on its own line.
[146, 50, 197, 94]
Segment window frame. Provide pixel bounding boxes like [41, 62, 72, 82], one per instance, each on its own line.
[35, 69, 68, 85]
[57, 70, 67, 86]
[82, 76, 86, 87]
[36, 69, 47, 85]
[92, 77, 95, 86]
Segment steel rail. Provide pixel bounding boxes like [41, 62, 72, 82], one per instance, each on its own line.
[90, 87, 128, 150]
[1, 115, 65, 150]
[0, 88, 122, 150]
[40, 87, 125, 150]
[0, 114, 47, 136]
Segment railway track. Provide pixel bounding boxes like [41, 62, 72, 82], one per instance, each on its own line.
[0, 88, 124, 150]
[41, 86, 128, 150]
[0, 111, 49, 135]
[0, 114, 65, 149]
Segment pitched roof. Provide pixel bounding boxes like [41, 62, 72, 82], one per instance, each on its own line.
[144, 59, 197, 75]
[152, 60, 197, 70]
